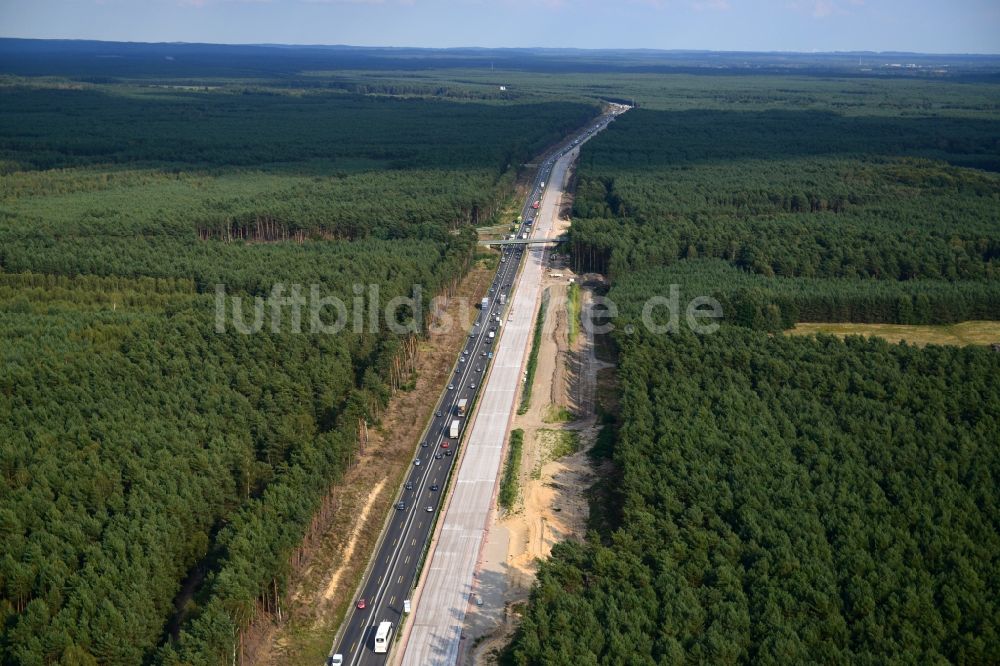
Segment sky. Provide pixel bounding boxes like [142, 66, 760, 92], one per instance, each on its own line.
[2, 0, 999, 54]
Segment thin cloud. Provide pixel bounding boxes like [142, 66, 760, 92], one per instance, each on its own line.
[692, 0, 731, 11]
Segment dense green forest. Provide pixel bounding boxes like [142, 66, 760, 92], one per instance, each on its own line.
[568, 112, 1000, 285]
[0, 73, 597, 665]
[610, 260, 1000, 331]
[510, 329, 1000, 664]
[507, 76, 1000, 664]
[5, 48, 1000, 665]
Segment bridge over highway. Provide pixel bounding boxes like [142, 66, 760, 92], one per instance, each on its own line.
[478, 236, 566, 246]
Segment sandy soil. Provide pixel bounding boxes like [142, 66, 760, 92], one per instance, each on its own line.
[321, 478, 387, 604]
[254, 260, 497, 666]
[462, 180, 613, 665]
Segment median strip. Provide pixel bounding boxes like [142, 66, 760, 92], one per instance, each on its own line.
[518, 289, 549, 415]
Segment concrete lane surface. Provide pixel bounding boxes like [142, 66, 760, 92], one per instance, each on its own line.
[399, 138, 598, 666]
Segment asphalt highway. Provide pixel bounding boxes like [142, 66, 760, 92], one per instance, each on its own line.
[328, 108, 623, 666]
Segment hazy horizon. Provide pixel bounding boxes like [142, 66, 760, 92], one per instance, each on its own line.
[2, 0, 998, 55]
[3, 36, 998, 57]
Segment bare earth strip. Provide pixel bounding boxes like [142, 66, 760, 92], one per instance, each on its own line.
[788, 321, 1000, 347]
[254, 262, 496, 666]
[322, 478, 387, 604]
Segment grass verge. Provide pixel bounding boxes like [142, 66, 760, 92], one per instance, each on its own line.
[566, 282, 580, 345]
[787, 321, 1000, 347]
[542, 404, 575, 424]
[499, 429, 524, 512]
[531, 429, 581, 480]
[518, 290, 549, 415]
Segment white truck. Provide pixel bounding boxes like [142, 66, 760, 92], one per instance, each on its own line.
[481, 297, 490, 310]
[450, 419, 460, 439]
[499, 293, 506, 306]
[457, 399, 468, 417]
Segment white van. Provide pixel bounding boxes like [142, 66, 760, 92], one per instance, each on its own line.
[374, 621, 393, 653]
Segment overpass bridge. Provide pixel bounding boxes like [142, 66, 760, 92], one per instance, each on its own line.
[478, 236, 567, 247]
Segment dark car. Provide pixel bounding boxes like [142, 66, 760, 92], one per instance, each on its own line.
[421, 440, 428, 448]
[435, 453, 443, 460]
[405, 481, 413, 490]
[436, 410, 443, 417]
[430, 484, 440, 491]
[396, 501, 405, 510]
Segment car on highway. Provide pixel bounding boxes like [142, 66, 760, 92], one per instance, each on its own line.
[357, 598, 366, 610]
[462, 350, 468, 356]
[405, 481, 413, 490]
[430, 484, 440, 491]
[328, 655, 343, 666]
[445, 450, 453, 457]
[469, 383, 476, 389]
[476, 367, 482, 373]
[448, 383, 455, 390]
[435, 453, 443, 460]
[441, 442, 449, 449]
[396, 501, 405, 510]
[435, 410, 442, 417]
[426, 506, 434, 513]
[421, 440, 428, 448]
[414, 459, 421, 466]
